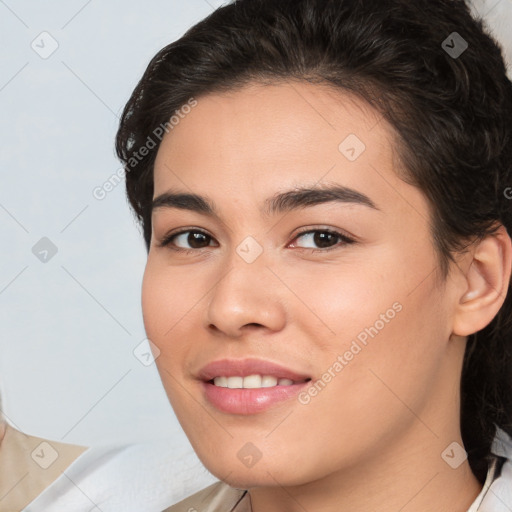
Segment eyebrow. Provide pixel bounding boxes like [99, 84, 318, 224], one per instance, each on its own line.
[151, 183, 380, 219]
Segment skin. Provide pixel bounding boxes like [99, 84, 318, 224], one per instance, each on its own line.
[142, 81, 511, 512]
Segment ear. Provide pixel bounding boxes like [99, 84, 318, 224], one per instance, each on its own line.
[452, 224, 512, 337]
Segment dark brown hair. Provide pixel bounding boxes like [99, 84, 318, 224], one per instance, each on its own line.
[116, 0, 512, 484]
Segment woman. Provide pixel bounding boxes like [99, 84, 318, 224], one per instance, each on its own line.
[115, 0, 512, 510]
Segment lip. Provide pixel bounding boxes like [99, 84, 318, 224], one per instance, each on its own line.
[198, 358, 312, 415]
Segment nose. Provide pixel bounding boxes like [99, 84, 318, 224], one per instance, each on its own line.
[204, 248, 287, 339]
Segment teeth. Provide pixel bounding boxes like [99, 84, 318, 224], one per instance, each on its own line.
[227, 376, 243, 389]
[243, 375, 262, 388]
[213, 376, 228, 388]
[261, 375, 278, 387]
[212, 374, 296, 389]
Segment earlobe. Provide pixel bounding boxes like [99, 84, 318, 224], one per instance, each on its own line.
[453, 224, 512, 337]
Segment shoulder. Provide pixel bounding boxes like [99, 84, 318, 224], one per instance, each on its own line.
[467, 426, 512, 511]
[163, 481, 248, 512]
[480, 426, 512, 509]
[0, 422, 88, 511]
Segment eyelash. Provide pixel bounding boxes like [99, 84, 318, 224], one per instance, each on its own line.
[157, 226, 356, 254]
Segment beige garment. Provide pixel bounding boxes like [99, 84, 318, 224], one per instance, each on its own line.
[0, 422, 87, 512]
[163, 481, 250, 512]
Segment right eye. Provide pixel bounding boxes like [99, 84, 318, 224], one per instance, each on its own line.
[158, 228, 218, 252]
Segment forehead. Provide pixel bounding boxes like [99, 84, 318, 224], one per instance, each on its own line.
[152, 81, 427, 223]
[157, 81, 387, 153]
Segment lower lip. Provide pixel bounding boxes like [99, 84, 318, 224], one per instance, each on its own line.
[202, 380, 310, 415]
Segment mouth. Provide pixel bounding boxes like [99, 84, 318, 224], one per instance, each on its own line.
[198, 358, 312, 414]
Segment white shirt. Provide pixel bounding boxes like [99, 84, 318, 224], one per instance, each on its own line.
[23, 439, 216, 512]
[468, 426, 512, 512]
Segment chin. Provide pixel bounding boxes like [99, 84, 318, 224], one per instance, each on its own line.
[201, 454, 312, 489]
[214, 468, 286, 489]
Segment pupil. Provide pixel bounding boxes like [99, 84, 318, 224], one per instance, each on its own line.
[315, 232, 336, 248]
[189, 232, 208, 248]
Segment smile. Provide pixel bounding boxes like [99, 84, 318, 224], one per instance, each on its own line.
[211, 375, 308, 388]
[198, 358, 312, 414]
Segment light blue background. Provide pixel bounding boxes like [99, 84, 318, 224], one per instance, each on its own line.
[0, 0, 233, 449]
[0, 0, 510, 474]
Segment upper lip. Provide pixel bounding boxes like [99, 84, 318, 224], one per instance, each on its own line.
[198, 358, 312, 382]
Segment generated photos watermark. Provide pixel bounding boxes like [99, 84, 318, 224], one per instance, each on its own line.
[298, 301, 403, 405]
[93, 97, 198, 200]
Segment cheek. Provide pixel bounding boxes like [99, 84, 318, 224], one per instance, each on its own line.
[290, 257, 403, 357]
[141, 260, 192, 364]
[141, 264, 165, 342]
[141, 258, 197, 334]
[141, 262, 195, 414]
[295, 251, 449, 428]
[318, 278, 449, 434]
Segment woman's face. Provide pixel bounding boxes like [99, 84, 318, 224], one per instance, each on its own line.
[142, 81, 465, 487]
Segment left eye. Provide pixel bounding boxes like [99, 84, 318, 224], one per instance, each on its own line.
[290, 229, 355, 250]
[158, 228, 355, 252]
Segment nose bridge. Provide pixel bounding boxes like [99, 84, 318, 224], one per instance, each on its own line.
[214, 233, 273, 303]
[205, 235, 286, 334]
